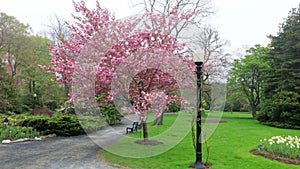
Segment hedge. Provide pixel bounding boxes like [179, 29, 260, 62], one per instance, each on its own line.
[17, 115, 107, 136]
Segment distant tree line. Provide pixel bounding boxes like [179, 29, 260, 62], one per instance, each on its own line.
[0, 12, 64, 114]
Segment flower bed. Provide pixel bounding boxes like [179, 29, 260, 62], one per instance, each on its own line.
[255, 135, 300, 165]
[1, 126, 40, 142]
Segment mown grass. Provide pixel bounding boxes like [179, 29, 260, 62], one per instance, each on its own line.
[100, 112, 300, 169]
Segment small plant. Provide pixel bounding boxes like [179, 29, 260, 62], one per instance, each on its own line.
[258, 135, 300, 160]
[0, 126, 39, 141]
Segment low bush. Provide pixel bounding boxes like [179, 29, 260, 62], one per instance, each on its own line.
[100, 104, 122, 125]
[259, 121, 300, 130]
[167, 101, 181, 112]
[0, 126, 39, 141]
[30, 108, 53, 117]
[77, 115, 107, 133]
[18, 115, 107, 136]
[258, 91, 300, 129]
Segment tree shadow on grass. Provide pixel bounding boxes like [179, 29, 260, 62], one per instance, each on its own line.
[222, 116, 253, 120]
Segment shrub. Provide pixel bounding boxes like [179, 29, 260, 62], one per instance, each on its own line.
[17, 115, 107, 136]
[96, 94, 122, 125]
[58, 102, 76, 115]
[44, 100, 59, 111]
[224, 100, 243, 112]
[0, 126, 39, 141]
[77, 115, 107, 133]
[30, 108, 53, 117]
[259, 121, 300, 130]
[100, 103, 122, 125]
[167, 101, 181, 112]
[258, 91, 300, 129]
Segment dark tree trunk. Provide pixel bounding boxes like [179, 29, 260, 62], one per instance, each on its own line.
[142, 122, 148, 140]
[251, 106, 256, 118]
[153, 112, 164, 125]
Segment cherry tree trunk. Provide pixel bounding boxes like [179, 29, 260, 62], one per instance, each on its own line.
[142, 122, 149, 140]
[153, 112, 164, 125]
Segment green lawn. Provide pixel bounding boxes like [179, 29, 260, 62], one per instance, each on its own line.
[99, 112, 300, 169]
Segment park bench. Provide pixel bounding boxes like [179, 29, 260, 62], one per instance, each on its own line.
[126, 121, 142, 134]
[137, 121, 142, 129]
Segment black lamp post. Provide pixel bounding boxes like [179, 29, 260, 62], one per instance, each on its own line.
[194, 55, 205, 169]
[33, 93, 37, 109]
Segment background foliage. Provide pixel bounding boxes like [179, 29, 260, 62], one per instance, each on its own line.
[257, 5, 300, 129]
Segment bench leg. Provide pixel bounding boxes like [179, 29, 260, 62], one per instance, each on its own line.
[126, 127, 133, 134]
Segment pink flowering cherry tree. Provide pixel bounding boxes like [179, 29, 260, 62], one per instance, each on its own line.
[40, 0, 196, 141]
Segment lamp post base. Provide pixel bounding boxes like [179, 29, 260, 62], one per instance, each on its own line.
[194, 161, 206, 169]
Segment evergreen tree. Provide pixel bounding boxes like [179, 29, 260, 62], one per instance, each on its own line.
[258, 5, 300, 129]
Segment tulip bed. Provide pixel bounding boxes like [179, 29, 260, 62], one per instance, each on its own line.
[257, 135, 300, 164]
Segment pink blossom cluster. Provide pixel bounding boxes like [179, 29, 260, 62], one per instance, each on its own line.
[41, 0, 196, 118]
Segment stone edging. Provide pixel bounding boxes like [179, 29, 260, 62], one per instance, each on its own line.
[1, 134, 57, 144]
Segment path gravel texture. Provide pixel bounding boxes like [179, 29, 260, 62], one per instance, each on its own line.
[0, 116, 137, 169]
[0, 135, 117, 169]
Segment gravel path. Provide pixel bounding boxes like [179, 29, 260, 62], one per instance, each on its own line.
[0, 135, 123, 169]
[0, 134, 118, 169]
[0, 115, 138, 169]
[0, 117, 140, 169]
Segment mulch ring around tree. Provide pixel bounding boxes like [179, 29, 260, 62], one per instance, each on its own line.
[250, 150, 300, 165]
[201, 120, 227, 123]
[134, 139, 163, 146]
[188, 120, 227, 123]
[189, 163, 213, 168]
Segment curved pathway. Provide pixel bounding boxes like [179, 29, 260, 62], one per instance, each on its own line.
[0, 116, 137, 169]
[0, 134, 119, 169]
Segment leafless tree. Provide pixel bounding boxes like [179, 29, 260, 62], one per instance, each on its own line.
[41, 14, 72, 99]
[193, 25, 231, 109]
[197, 25, 231, 82]
[131, 0, 232, 114]
[133, 0, 213, 39]
[43, 14, 71, 46]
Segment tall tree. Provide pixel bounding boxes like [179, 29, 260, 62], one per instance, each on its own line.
[258, 5, 300, 128]
[44, 14, 72, 46]
[41, 0, 195, 140]
[135, 0, 213, 39]
[0, 61, 15, 113]
[40, 14, 72, 99]
[0, 12, 30, 79]
[135, 0, 230, 119]
[0, 12, 32, 113]
[228, 44, 270, 118]
[193, 25, 230, 109]
[20, 35, 64, 109]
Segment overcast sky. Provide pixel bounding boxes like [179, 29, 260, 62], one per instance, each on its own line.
[1, 0, 299, 53]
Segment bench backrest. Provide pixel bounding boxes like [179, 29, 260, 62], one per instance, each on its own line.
[133, 122, 139, 129]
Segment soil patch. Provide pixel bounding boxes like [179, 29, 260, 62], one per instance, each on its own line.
[201, 120, 227, 123]
[134, 139, 163, 146]
[250, 150, 300, 165]
[188, 120, 227, 123]
[189, 163, 212, 168]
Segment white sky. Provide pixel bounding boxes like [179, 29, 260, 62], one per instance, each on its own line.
[0, 0, 299, 53]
